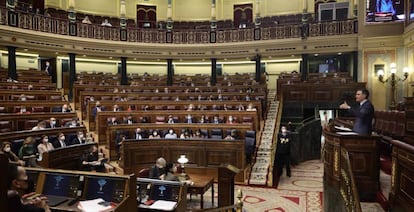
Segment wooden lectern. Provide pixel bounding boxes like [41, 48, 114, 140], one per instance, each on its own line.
[323, 129, 380, 202]
[218, 164, 240, 207]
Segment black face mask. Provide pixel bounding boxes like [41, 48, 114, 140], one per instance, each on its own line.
[21, 178, 35, 194]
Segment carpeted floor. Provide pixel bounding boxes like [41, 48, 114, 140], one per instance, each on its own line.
[187, 159, 385, 211]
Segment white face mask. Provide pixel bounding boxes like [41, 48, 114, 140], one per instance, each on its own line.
[51, 121, 56, 125]
[4, 147, 11, 152]
[169, 130, 174, 134]
[79, 134, 84, 138]
[43, 139, 48, 143]
[21, 97, 27, 101]
[153, 132, 158, 136]
[21, 108, 26, 113]
[60, 136, 65, 141]
[281, 129, 287, 133]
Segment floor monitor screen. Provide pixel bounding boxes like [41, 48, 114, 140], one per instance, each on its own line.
[42, 173, 80, 198]
[84, 176, 126, 203]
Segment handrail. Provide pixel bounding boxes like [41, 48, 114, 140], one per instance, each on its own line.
[0, 7, 358, 44]
[340, 148, 362, 212]
[269, 94, 283, 186]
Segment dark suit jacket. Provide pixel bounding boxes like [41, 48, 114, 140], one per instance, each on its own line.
[70, 137, 84, 145]
[52, 139, 68, 148]
[349, 100, 375, 135]
[45, 123, 60, 128]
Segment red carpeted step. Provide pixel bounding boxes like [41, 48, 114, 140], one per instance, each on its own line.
[376, 190, 390, 211]
[380, 156, 392, 175]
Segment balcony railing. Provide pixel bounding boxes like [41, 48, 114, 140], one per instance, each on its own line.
[0, 7, 358, 44]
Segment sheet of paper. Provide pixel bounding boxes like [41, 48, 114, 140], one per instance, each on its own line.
[78, 198, 114, 212]
[336, 132, 358, 135]
[149, 200, 177, 211]
[334, 126, 352, 131]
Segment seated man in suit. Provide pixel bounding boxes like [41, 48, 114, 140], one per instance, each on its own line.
[91, 101, 105, 118]
[61, 104, 71, 113]
[52, 132, 68, 148]
[46, 117, 60, 128]
[70, 130, 86, 145]
[7, 164, 50, 212]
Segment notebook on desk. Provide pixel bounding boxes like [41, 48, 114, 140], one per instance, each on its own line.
[44, 195, 69, 207]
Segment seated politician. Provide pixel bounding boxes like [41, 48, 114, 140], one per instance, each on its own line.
[149, 157, 166, 180]
[7, 164, 51, 212]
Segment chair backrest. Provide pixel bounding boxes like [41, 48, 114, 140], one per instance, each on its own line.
[24, 120, 39, 130]
[138, 168, 150, 178]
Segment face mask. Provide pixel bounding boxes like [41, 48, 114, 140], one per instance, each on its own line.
[229, 117, 233, 122]
[4, 147, 11, 152]
[153, 132, 158, 136]
[79, 134, 84, 138]
[43, 139, 48, 143]
[281, 129, 287, 133]
[169, 130, 174, 134]
[19, 178, 35, 194]
[60, 136, 65, 141]
[21, 108, 26, 113]
[21, 98, 27, 101]
[51, 121, 56, 125]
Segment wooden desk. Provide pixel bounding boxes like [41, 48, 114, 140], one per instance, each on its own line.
[188, 175, 214, 209]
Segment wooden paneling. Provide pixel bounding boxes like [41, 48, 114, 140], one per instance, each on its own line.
[121, 139, 246, 183]
[323, 129, 380, 201]
[390, 140, 414, 211]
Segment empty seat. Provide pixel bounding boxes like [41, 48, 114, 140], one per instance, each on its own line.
[210, 129, 222, 139]
[155, 116, 166, 124]
[24, 120, 39, 130]
[31, 106, 44, 113]
[167, 105, 176, 110]
[154, 105, 166, 110]
[0, 121, 12, 132]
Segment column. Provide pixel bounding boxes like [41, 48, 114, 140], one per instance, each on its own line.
[68, 0, 76, 36]
[68, 53, 76, 101]
[7, 46, 17, 80]
[120, 0, 127, 40]
[167, 59, 173, 86]
[255, 54, 261, 82]
[120, 57, 128, 85]
[352, 51, 358, 82]
[166, 0, 173, 30]
[211, 58, 217, 86]
[301, 54, 308, 81]
[255, 0, 261, 27]
[211, 0, 217, 29]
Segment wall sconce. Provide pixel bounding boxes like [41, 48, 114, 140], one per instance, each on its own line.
[377, 63, 410, 109]
[177, 155, 189, 180]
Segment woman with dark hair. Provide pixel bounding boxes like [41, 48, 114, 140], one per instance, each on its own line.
[164, 163, 179, 181]
[1, 142, 25, 166]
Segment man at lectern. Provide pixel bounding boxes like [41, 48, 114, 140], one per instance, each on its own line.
[339, 89, 375, 135]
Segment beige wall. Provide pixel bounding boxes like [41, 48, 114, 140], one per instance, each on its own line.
[0, 53, 39, 70]
[45, 0, 313, 20]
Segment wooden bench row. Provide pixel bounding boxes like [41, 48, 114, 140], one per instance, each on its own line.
[78, 91, 266, 112]
[96, 110, 259, 144]
[86, 100, 263, 129]
[0, 112, 78, 132]
[106, 123, 255, 160]
[0, 101, 70, 113]
[0, 82, 56, 90]
[0, 126, 87, 147]
[0, 89, 63, 101]
[73, 83, 266, 108]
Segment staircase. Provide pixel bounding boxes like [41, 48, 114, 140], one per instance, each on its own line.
[249, 89, 279, 185]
